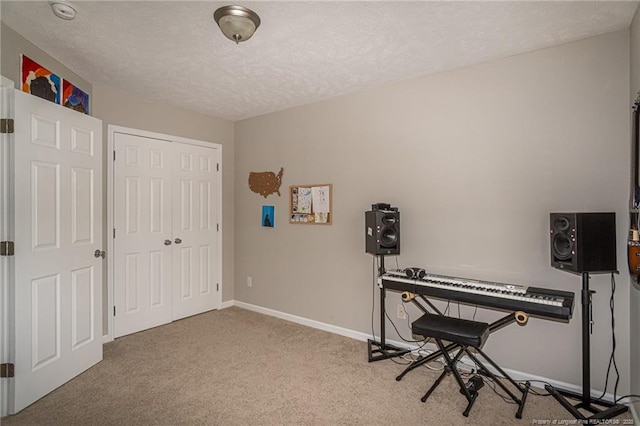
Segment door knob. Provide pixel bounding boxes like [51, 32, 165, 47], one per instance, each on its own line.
[94, 249, 106, 259]
[175, 238, 182, 244]
[164, 239, 172, 246]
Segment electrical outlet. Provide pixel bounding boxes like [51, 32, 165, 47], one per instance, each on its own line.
[396, 304, 406, 320]
[247, 276, 253, 288]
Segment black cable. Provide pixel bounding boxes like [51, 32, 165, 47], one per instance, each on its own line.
[459, 368, 516, 404]
[384, 310, 425, 344]
[519, 381, 554, 397]
[595, 273, 620, 402]
[615, 394, 640, 403]
[471, 369, 557, 401]
[443, 301, 451, 316]
[389, 338, 435, 366]
[384, 308, 436, 365]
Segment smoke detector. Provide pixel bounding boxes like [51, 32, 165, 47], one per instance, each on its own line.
[50, 1, 77, 20]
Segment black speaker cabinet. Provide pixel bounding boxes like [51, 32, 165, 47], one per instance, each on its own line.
[365, 210, 400, 255]
[550, 212, 616, 273]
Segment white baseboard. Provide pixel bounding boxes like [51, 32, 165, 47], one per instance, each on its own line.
[231, 300, 626, 405]
[220, 300, 234, 309]
[630, 401, 639, 424]
[233, 300, 373, 342]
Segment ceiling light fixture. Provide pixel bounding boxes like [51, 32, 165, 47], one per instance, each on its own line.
[213, 5, 261, 44]
[49, 0, 77, 20]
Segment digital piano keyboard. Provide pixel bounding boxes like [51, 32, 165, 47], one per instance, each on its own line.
[380, 270, 574, 321]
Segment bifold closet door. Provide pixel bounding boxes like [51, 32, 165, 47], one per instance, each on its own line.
[171, 143, 219, 320]
[114, 133, 173, 338]
[114, 133, 219, 337]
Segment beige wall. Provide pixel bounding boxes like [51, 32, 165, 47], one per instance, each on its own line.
[630, 5, 640, 416]
[1, 22, 91, 106]
[235, 30, 632, 391]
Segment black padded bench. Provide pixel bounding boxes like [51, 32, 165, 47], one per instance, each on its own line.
[411, 313, 530, 418]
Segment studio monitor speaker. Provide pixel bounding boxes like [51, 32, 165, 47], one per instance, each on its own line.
[550, 212, 616, 273]
[365, 210, 400, 255]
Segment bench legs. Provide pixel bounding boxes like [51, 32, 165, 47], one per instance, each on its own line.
[417, 339, 530, 418]
[420, 340, 481, 417]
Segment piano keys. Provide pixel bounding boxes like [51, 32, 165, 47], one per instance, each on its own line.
[380, 269, 574, 321]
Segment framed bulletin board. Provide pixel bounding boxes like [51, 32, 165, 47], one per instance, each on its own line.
[290, 184, 332, 225]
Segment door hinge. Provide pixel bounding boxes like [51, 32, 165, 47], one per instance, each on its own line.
[0, 363, 15, 378]
[113, 228, 116, 239]
[0, 119, 14, 134]
[0, 241, 14, 256]
[217, 283, 219, 292]
[217, 163, 219, 172]
[216, 223, 219, 232]
[113, 151, 116, 161]
[113, 306, 116, 316]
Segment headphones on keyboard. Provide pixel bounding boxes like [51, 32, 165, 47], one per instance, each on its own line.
[404, 267, 426, 280]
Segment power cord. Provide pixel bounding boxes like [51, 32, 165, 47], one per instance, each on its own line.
[615, 394, 640, 404]
[595, 273, 621, 403]
[384, 310, 425, 344]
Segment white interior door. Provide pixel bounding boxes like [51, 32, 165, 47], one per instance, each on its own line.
[113, 133, 173, 337]
[113, 131, 220, 336]
[1, 76, 15, 418]
[12, 90, 103, 413]
[171, 143, 220, 320]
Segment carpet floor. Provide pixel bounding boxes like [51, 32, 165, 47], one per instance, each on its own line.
[2, 306, 634, 425]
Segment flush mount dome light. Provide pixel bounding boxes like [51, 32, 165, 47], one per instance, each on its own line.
[50, 0, 77, 20]
[213, 5, 261, 44]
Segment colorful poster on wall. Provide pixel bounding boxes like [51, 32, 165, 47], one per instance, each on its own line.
[62, 79, 90, 114]
[20, 54, 61, 104]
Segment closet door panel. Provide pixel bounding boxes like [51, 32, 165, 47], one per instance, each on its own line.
[113, 130, 221, 334]
[114, 133, 172, 337]
[172, 143, 219, 320]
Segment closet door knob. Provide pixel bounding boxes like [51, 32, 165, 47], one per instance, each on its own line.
[175, 238, 182, 244]
[164, 239, 172, 246]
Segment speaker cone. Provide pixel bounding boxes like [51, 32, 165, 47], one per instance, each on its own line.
[381, 214, 397, 225]
[380, 227, 398, 247]
[553, 216, 570, 232]
[552, 232, 573, 260]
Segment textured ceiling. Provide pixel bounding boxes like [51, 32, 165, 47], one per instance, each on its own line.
[2, 1, 638, 121]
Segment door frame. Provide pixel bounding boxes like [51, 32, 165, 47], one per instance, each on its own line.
[105, 125, 222, 342]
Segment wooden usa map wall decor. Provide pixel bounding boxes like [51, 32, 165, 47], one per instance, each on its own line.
[248, 167, 284, 198]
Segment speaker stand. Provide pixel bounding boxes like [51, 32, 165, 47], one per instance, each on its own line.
[367, 255, 411, 362]
[545, 272, 628, 421]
